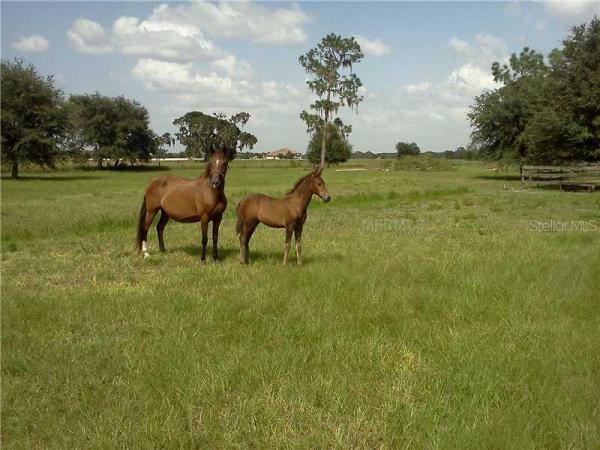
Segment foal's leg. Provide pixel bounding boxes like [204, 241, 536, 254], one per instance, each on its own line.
[200, 219, 209, 262]
[295, 213, 307, 265]
[156, 211, 170, 253]
[239, 222, 257, 264]
[212, 214, 222, 261]
[294, 223, 304, 265]
[283, 226, 293, 265]
[239, 229, 247, 264]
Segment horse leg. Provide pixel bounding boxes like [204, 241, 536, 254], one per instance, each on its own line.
[200, 219, 209, 262]
[283, 226, 293, 265]
[239, 229, 246, 264]
[239, 221, 257, 264]
[294, 223, 304, 265]
[156, 211, 169, 253]
[142, 209, 159, 258]
[212, 214, 222, 261]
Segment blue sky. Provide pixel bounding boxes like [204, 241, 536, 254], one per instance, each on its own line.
[2, 1, 598, 153]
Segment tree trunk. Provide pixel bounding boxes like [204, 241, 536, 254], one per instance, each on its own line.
[113, 158, 120, 168]
[320, 127, 327, 168]
[11, 161, 19, 179]
[96, 158, 103, 169]
[321, 90, 333, 168]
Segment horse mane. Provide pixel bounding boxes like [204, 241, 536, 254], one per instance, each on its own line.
[286, 172, 313, 195]
[201, 159, 212, 178]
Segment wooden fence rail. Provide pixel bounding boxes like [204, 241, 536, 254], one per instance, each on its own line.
[521, 164, 600, 192]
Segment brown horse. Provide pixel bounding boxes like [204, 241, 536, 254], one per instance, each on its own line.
[135, 146, 233, 261]
[236, 166, 331, 265]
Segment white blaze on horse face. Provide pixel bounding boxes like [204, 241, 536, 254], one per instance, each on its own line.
[142, 241, 149, 258]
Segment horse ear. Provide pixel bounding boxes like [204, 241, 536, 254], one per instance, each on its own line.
[314, 165, 323, 176]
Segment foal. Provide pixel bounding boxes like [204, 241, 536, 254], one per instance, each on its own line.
[136, 146, 233, 261]
[236, 166, 331, 265]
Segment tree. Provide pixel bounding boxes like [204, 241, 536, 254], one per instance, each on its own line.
[396, 142, 421, 158]
[68, 93, 157, 167]
[173, 111, 257, 160]
[469, 47, 547, 165]
[154, 132, 175, 166]
[238, 131, 257, 151]
[468, 18, 600, 165]
[307, 123, 352, 164]
[300, 33, 364, 167]
[522, 19, 600, 163]
[1, 59, 67, 178]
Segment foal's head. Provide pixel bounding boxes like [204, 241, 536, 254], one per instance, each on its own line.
[307, 165, 332, 202]
[207, 145, 233, 189]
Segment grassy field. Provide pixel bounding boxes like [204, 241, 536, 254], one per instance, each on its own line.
[2, 160, 599, 448]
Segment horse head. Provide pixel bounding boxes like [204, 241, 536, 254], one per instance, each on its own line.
[309, 165, 332, 202]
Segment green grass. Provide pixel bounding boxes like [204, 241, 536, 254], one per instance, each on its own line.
[2, 160, 599, 448]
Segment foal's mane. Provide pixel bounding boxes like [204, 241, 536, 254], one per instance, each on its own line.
[286, 172, 313, 195]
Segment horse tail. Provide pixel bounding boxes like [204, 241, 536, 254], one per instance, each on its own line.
[236, 202, 243, 235]
[135, 195, 147, 253]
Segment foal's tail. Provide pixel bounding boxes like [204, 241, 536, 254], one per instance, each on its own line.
[135, 195, 147, 253]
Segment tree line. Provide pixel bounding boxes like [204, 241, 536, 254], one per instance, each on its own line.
[1, 32, 369, 177]
[0, 59, 257, 178]
[394, 18, 599, 165]
[468, 17, 600, 166]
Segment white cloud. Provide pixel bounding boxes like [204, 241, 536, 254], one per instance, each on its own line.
[506, 1, 597, 26]
[448, 37, 470, 54]
[210, 55, 253, 79]
[12, 35, 49, 52]
[355, 35, 391, 56]
[131, 58, 309, 118]
[67, 2, 309, 61]
[446, 63, 496, 93]
[112, 16, 221, 61]
[67, 18, 114, 54]
[131, 59, 241, 96]
[543, 0, 599, 18]
[145, 1, 309, 46]
[448, 33, 507, 69]
[405, 82, 432, 93]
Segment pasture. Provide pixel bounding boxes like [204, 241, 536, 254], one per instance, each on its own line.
[2, 160, 599, 448]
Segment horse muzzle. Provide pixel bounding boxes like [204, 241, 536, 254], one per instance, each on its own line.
[322, 194, 332, 203]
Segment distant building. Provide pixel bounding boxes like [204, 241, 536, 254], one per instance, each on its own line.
[265, 147, 303, 160]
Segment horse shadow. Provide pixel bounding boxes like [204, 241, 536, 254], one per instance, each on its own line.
[178, 245, 343, 265]
[180, 245, 238, 260]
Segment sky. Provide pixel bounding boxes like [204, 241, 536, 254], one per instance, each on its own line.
[2, 1, 598, 154]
